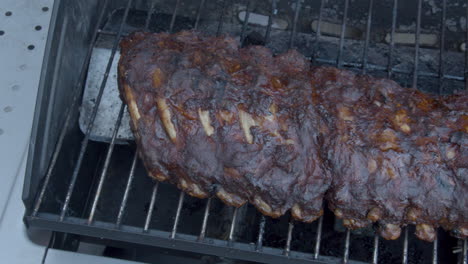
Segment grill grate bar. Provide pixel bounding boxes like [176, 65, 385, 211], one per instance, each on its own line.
[402, 227, 409, 264]
[264, 0, 277, 44]
[463, 238, 467, 264]
[312, 0, 325, 61]
[314, 57, 464, 81]
[283, 220, 294, 256]
[412, 0, 423, 88]
[465, 1, 468, 90]
[170, 191, 185, 239]
[362, 0, 374, 74]
[31, 0, 111, 217]
[343, 229, 351, 264]
[96, 30, 120, 36]
[169, 0, 181, 33]
[336, 0, 350, 68]
[59, 0, 133, 222]
[198, 197, 212, 241]
[228, 207, 239, 245]
[143, 182, 159, 232]
[194, 0, 206, 30]
[432, 237, 438, 264]
[115, 152, 138, 227]
[92, 30, 465, 81]
[240, 0, 251, 44]
[387, 0, 398, 78]
[372, 232, 379, 264]
[314, 216, 323, 259]
[438, 0, 447, 94]
[144, 0, 156, 31]
[216, 0, 228, 37]
[288, 0, 301, 48]
[87, 103, 126, 225]
[256, 215, 266, 251]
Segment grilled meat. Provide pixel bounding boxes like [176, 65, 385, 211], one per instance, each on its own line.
[311, 67, 468, 241]
[118, 31, 468, 242]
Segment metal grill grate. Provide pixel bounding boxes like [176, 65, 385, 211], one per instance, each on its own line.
[26, 1, 468, 264]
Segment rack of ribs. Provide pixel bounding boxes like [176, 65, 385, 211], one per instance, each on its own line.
[117, 31, 467, 242]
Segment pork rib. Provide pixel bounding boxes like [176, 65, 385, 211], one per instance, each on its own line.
[117, 31, 467, 242]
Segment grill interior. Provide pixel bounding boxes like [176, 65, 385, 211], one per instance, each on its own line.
[24, 0, 468, 263]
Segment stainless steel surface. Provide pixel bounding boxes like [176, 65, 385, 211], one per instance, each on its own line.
[432, 237, 438, 264]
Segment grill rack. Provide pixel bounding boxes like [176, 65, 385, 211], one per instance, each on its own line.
[26, 0, 468, 263]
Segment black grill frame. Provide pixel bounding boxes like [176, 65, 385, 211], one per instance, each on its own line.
[23, 0, 468, 263]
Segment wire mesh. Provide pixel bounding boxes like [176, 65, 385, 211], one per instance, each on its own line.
[59, 0, 133, 222]
[87, 103, 126, 225]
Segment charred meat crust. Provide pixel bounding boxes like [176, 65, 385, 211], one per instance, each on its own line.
[118, 31, 468, 242]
